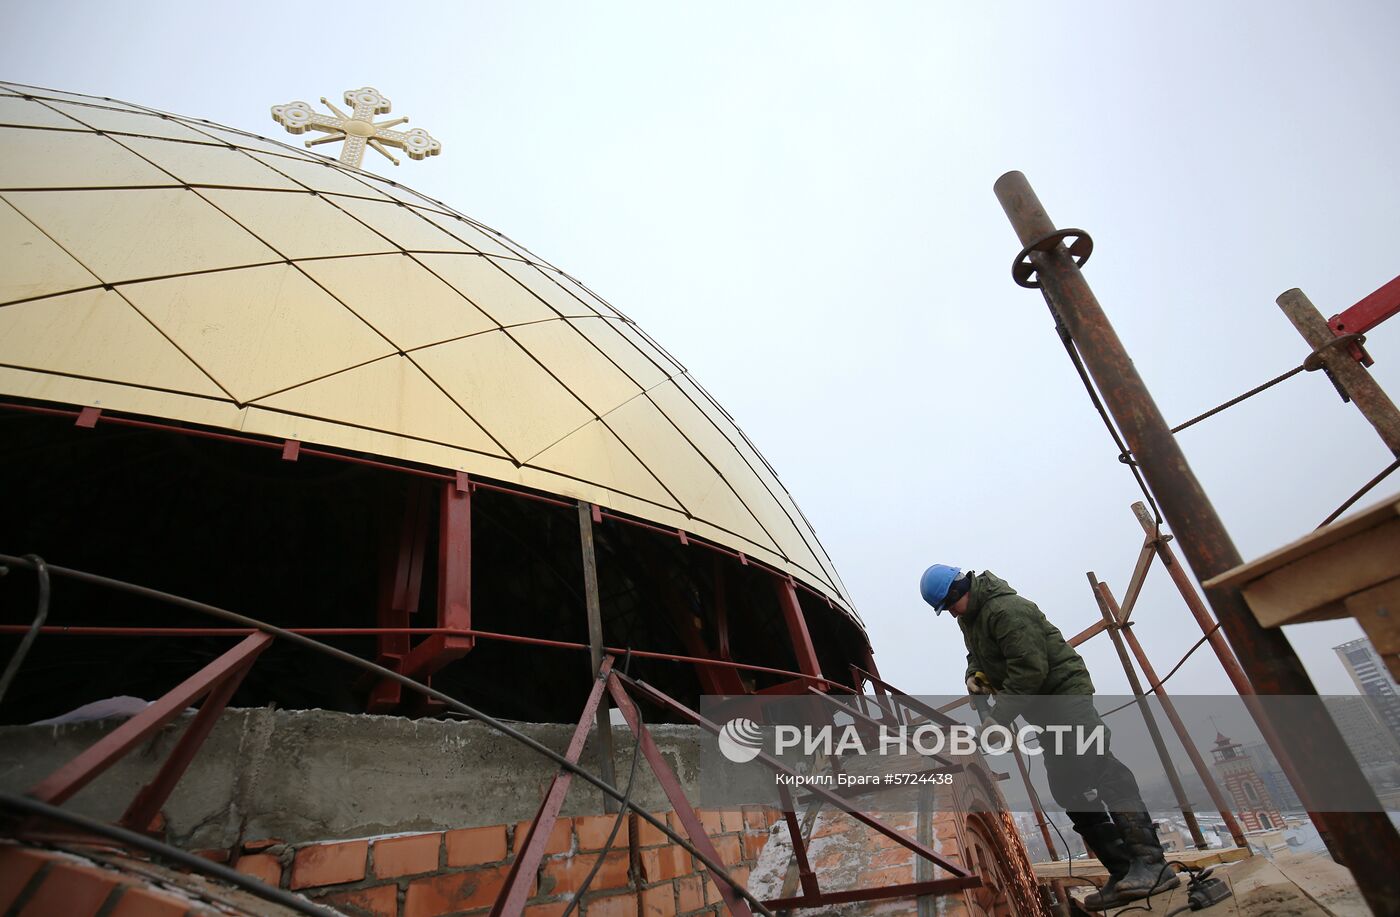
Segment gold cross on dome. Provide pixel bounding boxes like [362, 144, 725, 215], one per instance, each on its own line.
[270, 87, 441, 169]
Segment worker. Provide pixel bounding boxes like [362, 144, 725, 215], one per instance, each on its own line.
[919, 564, 1180, 910]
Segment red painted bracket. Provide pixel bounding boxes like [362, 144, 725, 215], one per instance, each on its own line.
[281, 439, 300, 461]
[1328, 273, 1400, 367]
[75, 406, 101, 428]
[489, 656, 614, 916]
[30, 633, 273, 811]
[774, 575, 824, 685]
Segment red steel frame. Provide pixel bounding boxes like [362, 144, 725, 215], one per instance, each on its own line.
[1328, 272, 1400, 366]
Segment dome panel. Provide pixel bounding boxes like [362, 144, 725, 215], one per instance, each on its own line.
[198, 189, 397, 261]
[493, 260, 602, 318]
[566, 317, 670, 391]
[115, 136, 302, 190]
[298, 254, 498, 351]
[0, 127, 173, 189]
[45, 101, 222, 143]
[508, 319, 644, 423]
[252, 355, 503, 456]
[529, 417, 682, 511]
[0, 95, 87, 129]
[411, 208, 521, 259]
[245, 152, 395, 200]
[0, 83, 153, 113]
[0, 198, 101, 304]
[0, 90, 858, 617]
[412, 331, 593, 461]
[7, 188, 278, 282]
[118, 263, 397, 402]
[328, 196, 476, 253]
[414, 254, 558, 326]
[603, 393, 779, 553]
[0, 288, 224, 397]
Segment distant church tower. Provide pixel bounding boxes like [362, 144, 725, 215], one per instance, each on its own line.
[1210, 731, 1283, 831]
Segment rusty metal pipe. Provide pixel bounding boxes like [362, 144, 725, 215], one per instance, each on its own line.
[995, 171, 1400, 913]
[1118, 620, 1249, 848]
[1090, 576, 1205, 848]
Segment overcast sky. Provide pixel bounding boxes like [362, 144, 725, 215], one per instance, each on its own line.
[5, 2, 1397, 698]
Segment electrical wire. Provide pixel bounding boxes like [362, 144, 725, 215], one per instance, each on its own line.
[562, 655, 644, 917]
[0, 553, 776, 917]
[0, 793, 334, 916]
[1099, 625, 1221, 719]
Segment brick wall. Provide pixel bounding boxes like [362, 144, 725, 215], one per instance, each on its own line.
[222, 806, 782, 916]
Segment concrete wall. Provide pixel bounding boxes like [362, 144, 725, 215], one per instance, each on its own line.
[0, 707, 705, 849]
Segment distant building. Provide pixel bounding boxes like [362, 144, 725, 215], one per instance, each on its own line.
[1322, 695, 1400, 769]
[1238, 740, 1303, 812]
[1334, 637, 1400, 737]
[1210, 732, 1284, 832]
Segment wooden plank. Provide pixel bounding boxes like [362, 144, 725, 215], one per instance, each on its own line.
[1236, 518, 1400, 627]
[1346, 578, 1400, 656]
[1204, 496, 1399, 592]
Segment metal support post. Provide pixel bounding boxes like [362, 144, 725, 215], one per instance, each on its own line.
[774, 574, 824, 683]
[1279, 288, 1400, 456]
[578, 501, 619, 810]
[1090, 576, 1204, 849]
[401, 474, 474, 683]
[1131, 502, 1254, 696]
[30, 633, 273, 806]
[997, 170, 1399, 912]
[1116, 618, 1250, 848]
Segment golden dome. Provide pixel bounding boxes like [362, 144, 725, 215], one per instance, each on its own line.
[0, 83, 854, 619]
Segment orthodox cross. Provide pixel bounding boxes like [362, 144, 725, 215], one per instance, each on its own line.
[271, 87, 441, 169]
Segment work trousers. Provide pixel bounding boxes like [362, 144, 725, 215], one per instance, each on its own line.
[1021, 694, 1149, 834]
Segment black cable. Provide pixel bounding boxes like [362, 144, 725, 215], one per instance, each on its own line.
[0, 554, 50, 705]
[1317, 456, 1400, 529]
[0, 554, 776, 917]
[1112, 861, 1179, 915]
[561, 654, 644, 917]
[1042, 294, 1165, 527]
[1100, 625, 1221, 719]
[0, 793, 334, 916]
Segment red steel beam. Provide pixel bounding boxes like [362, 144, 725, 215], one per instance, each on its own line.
[119, 647, 260, 832]
[368, 482, 431, 711]
[29, 633, 274, 805]
[774, 575, 824, 683]
[606, 674, 755, 916]
[489, 657, 614, 917]
[402, 476, 474, 681]
[1328, 273, 1400, 366]
[617, 671, 970, 880]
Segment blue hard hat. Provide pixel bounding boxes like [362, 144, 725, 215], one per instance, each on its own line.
[920, 564, 962, 615]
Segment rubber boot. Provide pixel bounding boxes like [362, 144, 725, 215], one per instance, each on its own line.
[1077, 821, 1133, 910]
[1105, 812, 1181, 905]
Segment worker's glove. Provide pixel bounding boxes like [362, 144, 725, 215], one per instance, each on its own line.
[965, 675, 992, 695]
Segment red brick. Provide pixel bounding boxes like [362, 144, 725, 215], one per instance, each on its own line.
[193, 848, 231, 863]
[374, 833, 442, 878]
[870, 846, 915, 870]
[642, 882, 674, 915]
[109, 887, 187, 917]
[714, 835, 741, 867]
[543, 850, 630, 895]
[698, 810, 724, 836]
[242, 837, 284, 852]
[676, 874, 704, 912]
[741, 832, 768, 863]
[575, 814, 630, 852]
[863, 863, 916, 886]
[405, 864, 510, 917]
[19, 862, 119, 917]
[639, 845, 691, 883]
[702, 874, 719, 904]
[584, 890, 638, 916]
[290, 839, 368, 889]
[719, 809, 744, 833]
[515, 818, 573, 856]
[0, 846, 52, 913]
[741, 807, 768, 832]
[446, 825, 508, 866]
[235, 852, 283, 887]
[322, 883, 398, 917]
[636, 813, 670, 847]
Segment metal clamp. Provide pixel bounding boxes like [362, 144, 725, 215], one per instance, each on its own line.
[1303, 332, 1367, 371]
[1012, 228, 1093, 288]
